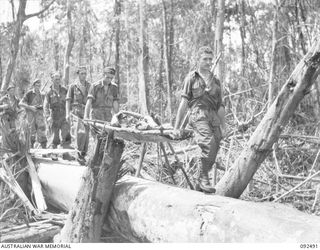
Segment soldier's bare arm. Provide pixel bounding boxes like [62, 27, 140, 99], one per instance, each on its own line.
[174, 98, 188, 130]
[84, 98, 92, 120]
[113, 99, 119, 114]
[19, 93, 37, 112]
[217, 106, 226, 137]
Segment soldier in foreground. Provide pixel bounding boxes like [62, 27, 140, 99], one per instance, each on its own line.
[174, 46, 226, 193]
[66, 66, 90, 165]
[19, 79, 47, 149]
[44, 72, 73, 161]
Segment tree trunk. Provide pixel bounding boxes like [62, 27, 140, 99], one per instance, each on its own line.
[54, 135, 125, 242]
[268, 0, 279, 106]
[37, 164, 320, 242]
[114, 0, 121, 88]
[138, 0, 150, 115]
[1, 0, 26, 92]
[54, 40, 60, 71]
[124, 1, 131, 107]
[63, 0, 75, 87]
[214, 0, 225, 81]
[168, 0, 174, 72]
[0, 54, 2, 89]
[162, 0, 172, 123]
[239, 0, 246, 78]
[156, 39, 164, 119]
[2, 0, 55, 91]
[215, 38, 320, 198]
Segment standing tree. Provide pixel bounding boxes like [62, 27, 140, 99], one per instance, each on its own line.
[114, 0, 121, 88]
[138, 0, 150, 115]
[214, 0, 225, 81]
[268, 0, 280, 106]
[63, 0, 75, 86]
[1, 0, 55, 91]
[162, 0, 172, 122]
[124, 0, 131, 107]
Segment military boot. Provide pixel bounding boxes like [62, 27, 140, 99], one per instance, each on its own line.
[77, 152, 86, 166]
[31, 136, 36, 148]
[40, 142, 49, 158]
[199, 159, 216, 193]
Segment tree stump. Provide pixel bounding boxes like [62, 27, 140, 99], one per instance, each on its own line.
[54, 133, 125, 242]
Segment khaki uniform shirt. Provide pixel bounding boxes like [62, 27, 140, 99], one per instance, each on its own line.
[66, 80, 90, 118]
[87, 79, 119, 121]
[181, 70, 223, 126]
[44, 85, 68, 120]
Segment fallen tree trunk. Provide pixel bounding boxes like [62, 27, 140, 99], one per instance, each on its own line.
[0, 218, 65, 243]
[36, 162, 320, 242]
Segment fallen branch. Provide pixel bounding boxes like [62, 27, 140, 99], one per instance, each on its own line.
[0, 161, 37, 215]
[273, 170, 320, 202]
[0, 218, 65, 243]
[26, 154, 47, 211]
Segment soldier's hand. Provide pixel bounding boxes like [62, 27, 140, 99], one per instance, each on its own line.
[220, 125, 226, 138]
[171, 128, 183, 139]
[29, 106, 37, 113]
[66, 114, 71, 124]
[110, 114, 120, 127]
[47, 117, 53, 127]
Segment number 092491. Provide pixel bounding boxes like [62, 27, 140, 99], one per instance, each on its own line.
[300, 244, 318, 248]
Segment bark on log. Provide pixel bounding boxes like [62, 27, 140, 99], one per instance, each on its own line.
[54, 135, 125, 242]
[216, 38, 320, 198]
[36, 163, 320, 243]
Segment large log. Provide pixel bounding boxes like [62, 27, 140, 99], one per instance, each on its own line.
[36, 161, 320, 242]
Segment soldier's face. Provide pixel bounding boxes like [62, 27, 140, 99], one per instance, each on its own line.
[34, 82, 41, 91]
[53, 76, 61, 85]
[199, 53, 213, 71]
[104, 73, 114, 83]
[8, 88, 15, 95]
[79, 72, 87, 82]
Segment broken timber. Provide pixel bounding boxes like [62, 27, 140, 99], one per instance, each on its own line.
[54, 133, 125, 243]
[0, 214, 66, 243]
[26, 154, 47, 211]
[0, 161, 37, 215]
[36, 162, 320, 242]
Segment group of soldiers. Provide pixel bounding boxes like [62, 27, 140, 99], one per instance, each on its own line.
[0, 66, 119, 165]
[0, 45, 225, 193]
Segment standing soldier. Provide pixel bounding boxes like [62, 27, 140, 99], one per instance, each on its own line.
[66, 66, 90, 165]
[84, 66, 119, 122]
[0, 85, 20, 150]
[44, 72, 73, 161]
[19, 79, 47, 149]
[174, 46, 226, 193]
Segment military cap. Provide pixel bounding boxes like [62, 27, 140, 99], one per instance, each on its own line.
[76, 66, 87, 74]
[33, 79, 41, 85]
[103, 66, 116, 75]
[6, 84, 15, 91]
[51, 71, 61, 79]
